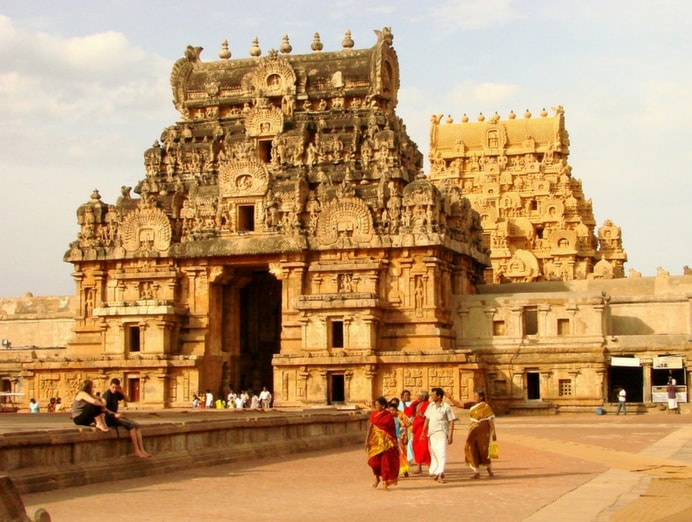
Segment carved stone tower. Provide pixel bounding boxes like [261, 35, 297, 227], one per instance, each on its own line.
[63, 29, 489, 407]
[428, 108, 627, 283]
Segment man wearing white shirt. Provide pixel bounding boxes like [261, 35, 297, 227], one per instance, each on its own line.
[259, 387, 272, 410]
[422, 387, 456, 483]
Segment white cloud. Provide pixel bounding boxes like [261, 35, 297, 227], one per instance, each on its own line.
[422, 0, 519, 31]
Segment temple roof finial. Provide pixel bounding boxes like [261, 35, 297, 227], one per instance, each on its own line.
[219, 39, 231, 60]
[280, 34, 292, 54]
[342, 29, 354, 50]
[311, 32, 323, 52]
[249, 36, 261, 57]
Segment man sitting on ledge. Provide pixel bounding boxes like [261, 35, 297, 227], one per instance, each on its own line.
[102, 378, 152, 459]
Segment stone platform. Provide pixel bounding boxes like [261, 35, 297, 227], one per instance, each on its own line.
[0, 408, 366, 495]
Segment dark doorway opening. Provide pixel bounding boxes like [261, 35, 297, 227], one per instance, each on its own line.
[609, 365, 643, 402]
[231, 269, 281, 394]
[329, 373, 345, 404]
[527, 372, 540, 400]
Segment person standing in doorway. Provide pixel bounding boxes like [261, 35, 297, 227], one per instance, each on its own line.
[259, 386, 272, 410]
[616, 386, 627, 415]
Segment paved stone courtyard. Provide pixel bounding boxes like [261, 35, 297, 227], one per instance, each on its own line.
[16, 411, 692, 522]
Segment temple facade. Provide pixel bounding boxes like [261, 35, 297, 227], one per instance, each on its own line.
[54, 28, 489, 408]
[1, 29, 690, 413]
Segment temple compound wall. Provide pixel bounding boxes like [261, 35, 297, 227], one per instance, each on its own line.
[0, 29, 689, 413]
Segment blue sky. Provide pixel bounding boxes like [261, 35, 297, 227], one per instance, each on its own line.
[0, 0, 690, 296]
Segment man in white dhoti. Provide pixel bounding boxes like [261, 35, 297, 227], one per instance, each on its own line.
[422, 387, 456, 483]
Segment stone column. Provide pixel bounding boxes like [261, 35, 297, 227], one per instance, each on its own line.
[319, 370, 328, 404]
[343, 318, 351, 349]
[483, 307, 497, 338]
[642, 361, 652, 403]
[540, 371, 553, 399]
[566, 303, 578, 335]
[364, 365, 377, 403]
[595, 368, 606, 403]
[538, 304, 551, 336]
[511, 306, 523, 339]
[344, 370, 353, 403]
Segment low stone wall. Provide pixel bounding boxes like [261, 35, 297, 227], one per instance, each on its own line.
[0, 410, 368, 495]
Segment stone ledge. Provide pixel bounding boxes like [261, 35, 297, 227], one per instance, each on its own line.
[1, 411, 368, 495]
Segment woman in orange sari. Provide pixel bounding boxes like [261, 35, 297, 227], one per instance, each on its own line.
[464, 389, 497, 479]
[408, 390, 431, 474]
[365, 396, 400, 490]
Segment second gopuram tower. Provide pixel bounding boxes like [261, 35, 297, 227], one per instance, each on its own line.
[428, 108, 627, 283]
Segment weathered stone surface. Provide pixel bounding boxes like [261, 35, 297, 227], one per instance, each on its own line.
[1, 410, 366, 495]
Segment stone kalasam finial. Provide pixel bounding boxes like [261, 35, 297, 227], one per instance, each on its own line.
[461, 113, 469, 123]
[540, 108, 548, 117]
[490, 112, 500, 123]
[508, 110, 516, 119]
[342, 29, 354, 50]
[249, 36, 261, 57]
[524, 109, 532, 118]
[219, 39, 231, 60]
[477, 112, 485, 122]
[280, 34, 292, 54]
[311, 32, 323, 52]
[90, 189, 102, 202]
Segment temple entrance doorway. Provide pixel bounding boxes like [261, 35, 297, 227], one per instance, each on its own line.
[221, 267, 282, 395]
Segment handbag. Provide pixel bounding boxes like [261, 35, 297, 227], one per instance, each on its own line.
[488, 440, 499, 459]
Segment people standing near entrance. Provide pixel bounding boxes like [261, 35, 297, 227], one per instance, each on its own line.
[71, 379, 109, 432]
[666, 378, 679, 414]
[422, 387, 456, 483]
[29, 398, 40, 413]
[259, 386, 272, 410]
[408, 390, 431, 474]
[205, 389, 214, 409]
[365, 396, 399, 490]
[616, 386, 627, 415]
[102, 378, 152, 459]
[463, 389, 496, 479]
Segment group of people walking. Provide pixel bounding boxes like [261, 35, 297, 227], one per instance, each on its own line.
[366, 387, 497, 489]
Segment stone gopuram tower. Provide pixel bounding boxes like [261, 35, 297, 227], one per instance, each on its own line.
[63, 29, 489, 408]
[428, 108, 627, 283]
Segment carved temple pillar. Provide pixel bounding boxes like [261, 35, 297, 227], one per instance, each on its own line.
[642, 361, 652, 403]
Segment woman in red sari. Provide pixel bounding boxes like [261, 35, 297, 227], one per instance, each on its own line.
[407, 390, 431, 474]
[365, 396, 400, 490]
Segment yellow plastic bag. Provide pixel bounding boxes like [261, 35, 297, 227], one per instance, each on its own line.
[488, 440, 499, 459]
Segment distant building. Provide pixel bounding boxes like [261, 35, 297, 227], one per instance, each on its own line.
[0, 29, 689, 413]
